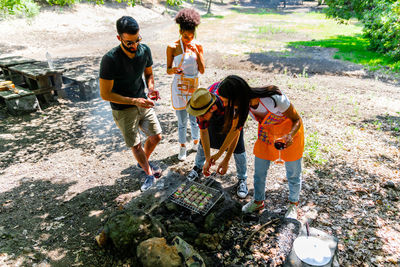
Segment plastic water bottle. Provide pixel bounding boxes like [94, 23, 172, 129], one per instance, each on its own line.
[46, 52, 54, 70]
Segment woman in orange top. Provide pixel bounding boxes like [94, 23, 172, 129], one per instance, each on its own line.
[215, 75, 304, 219]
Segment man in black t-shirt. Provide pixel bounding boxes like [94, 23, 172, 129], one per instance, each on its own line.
[100, 16, 162, 192]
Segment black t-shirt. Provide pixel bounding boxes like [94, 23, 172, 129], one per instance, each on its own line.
[100, 44, 153, 110]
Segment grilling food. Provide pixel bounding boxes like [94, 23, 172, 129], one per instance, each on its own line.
[172, 184, 214, 209]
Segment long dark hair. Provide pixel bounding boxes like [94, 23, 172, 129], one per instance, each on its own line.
[218, 75, 282, 132]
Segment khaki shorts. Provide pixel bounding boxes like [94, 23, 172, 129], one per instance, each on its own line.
[112, 106, 162, 147]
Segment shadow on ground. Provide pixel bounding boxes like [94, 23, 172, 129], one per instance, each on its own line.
[0, 98, 124, 169]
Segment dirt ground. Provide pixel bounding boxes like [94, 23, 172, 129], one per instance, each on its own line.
[0, 0, 399, 266]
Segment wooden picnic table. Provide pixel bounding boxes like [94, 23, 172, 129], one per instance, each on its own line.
[0, 56, 37, 68]
[6, 60, 66, 104]
[0, 56, 67, 113]
[0, 56, 37, 83]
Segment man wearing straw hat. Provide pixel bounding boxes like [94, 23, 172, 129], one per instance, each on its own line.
[186, 86, 248, 199]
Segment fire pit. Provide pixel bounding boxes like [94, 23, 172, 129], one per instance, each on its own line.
[168, 178, 223, 216]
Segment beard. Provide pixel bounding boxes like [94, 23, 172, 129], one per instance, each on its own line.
[121, 42, 137, 53]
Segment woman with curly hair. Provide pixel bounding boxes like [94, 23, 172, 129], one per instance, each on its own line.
[167, 8, 205, 161]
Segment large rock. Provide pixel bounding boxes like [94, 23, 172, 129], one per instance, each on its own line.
[203, 182, 242, 233]
[5, 95, 39, 115]
[168, 219, 199, 242]
[137, 237, 182, 267]
[171, 236, 205, 267]
[102, 210, 164, 255]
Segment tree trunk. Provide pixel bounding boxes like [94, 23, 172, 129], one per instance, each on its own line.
[207, 0, 212, 14]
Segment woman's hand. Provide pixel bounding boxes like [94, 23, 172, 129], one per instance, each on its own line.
[281, 133, 294, 147]
[168, 67, 183, 75]
[186, 43, 202, 55]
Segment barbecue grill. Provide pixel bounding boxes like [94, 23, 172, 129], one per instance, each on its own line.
[168, 177, 223, 216]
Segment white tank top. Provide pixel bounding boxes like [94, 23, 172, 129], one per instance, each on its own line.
[171, 39, 200, 110]
[172, 39, 199, 78]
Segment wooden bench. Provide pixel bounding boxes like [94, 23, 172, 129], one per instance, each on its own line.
[0, 86, 34, 100]
[0, 85, 39, 115]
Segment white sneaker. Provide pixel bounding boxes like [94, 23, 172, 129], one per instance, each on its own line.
[242, 199, 264, 213]
[237, 180, 248, 199]
[192, 142, 199, 151]
[285, 203, 298, 219]
[187, 166, 202, 181]
[178, 146, 187, 161]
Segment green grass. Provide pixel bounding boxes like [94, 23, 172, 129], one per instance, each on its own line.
[201, 14, 224, 19]
[240, 9, 400, 72]
[289, 35, 400, 71]
[231, 7, 282, 15]
[250, 12, 362, 39]
[257, 24, 295, 35]
[304, 131, 327, 166]
[229, 8, 400, 71]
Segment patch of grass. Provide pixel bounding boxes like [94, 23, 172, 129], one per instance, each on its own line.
[256, 24, 295, 35]
[232, 7, 281, 15]
[236, 8, 400, 72]
[304, 131, 327, 166]
[246, 11, 362, 38]
[201, 14, 224, 19]
[289, 35, 400, 72]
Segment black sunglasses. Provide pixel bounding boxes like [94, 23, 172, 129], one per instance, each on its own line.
[120, 35, 142, 46]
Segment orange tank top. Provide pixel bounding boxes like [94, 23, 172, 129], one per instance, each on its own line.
[252, 107, 304, 161]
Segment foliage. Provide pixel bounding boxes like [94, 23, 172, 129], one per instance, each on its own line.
[165, 0, 184, 6]
[2, 0, 189, 16]
[323, 0, 374, 21]
[289, 35, 400, 71]
[362, 1, 400, 60]
[45, 0, 79, 6]
[324, 0, 400, 61]
[0, 0, 40, 17]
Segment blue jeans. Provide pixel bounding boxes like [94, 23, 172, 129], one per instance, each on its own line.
[253, 156, 302, 203]
[176, 109, 199, 144]
[194, 144, 247, 181]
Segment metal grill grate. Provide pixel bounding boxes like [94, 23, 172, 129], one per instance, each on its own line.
[168, 179, 223, 216]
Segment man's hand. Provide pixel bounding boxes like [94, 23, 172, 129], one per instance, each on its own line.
[134, 98, 154, 108]
[203, 159, 214, 177]
[148, 90, 160, 101]
[216, 158, 229, 175]
[210, 152, 222, 166]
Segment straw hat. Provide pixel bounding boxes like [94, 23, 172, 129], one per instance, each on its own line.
[186, 88, 216, 116]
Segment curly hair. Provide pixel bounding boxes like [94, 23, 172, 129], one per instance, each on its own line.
[175, 8, 201, 32]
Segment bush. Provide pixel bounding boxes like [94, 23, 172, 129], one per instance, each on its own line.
[45, 0, 78, 5]
[363, 1, 400, 60]
[0, 0, 40, 18]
